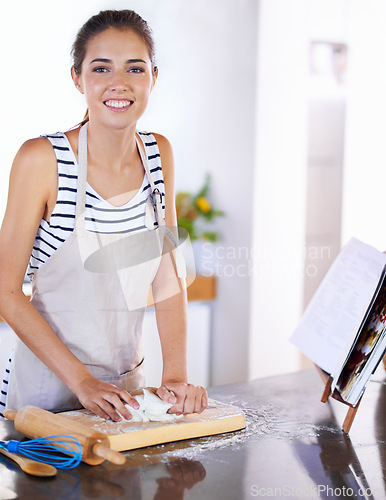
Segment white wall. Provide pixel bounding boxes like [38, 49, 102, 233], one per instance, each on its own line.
[306, 0, 386, 257]
[249, 0, 308, 380]
[342, 0, 386, 251]
[249, 0, 351, 380]
[0, 0, 257, 386]
[249, 0, 386, 380]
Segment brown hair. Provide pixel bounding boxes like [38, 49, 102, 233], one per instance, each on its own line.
[71, 9, 157, 124]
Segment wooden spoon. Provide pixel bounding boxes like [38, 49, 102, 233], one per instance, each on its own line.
[0, 447, 57, 477]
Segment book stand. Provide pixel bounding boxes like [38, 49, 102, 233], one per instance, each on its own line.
[316, 365, 364, 434]
[317, 353, 386, 433]
[316, 348, 386, 434]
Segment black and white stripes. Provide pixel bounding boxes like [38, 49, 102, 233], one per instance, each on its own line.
[0, 356, 12, 418]
[27, 130, 165, 280]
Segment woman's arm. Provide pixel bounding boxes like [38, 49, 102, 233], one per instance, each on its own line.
[152, 133, 208, 414]
[0, 139, 139, 421]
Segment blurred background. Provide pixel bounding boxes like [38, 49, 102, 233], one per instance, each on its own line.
[0, 0, 385, 387]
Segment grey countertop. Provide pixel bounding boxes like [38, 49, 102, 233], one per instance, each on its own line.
[0, 368, 385, 499]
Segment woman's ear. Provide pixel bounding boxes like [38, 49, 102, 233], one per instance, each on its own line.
[151, 67, 158, 92]
[71, 66, 84, 94]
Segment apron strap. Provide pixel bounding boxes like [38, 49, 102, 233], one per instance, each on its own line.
[76, 122, 88, 232]
[135, 133, 165, 228]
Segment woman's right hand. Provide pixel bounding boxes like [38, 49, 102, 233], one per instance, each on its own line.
[73, 375, 140, 422]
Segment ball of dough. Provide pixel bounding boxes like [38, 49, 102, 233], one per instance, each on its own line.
[119, 388, 176, 422]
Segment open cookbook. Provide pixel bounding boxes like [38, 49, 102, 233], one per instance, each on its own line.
[291, 237, 386, 407]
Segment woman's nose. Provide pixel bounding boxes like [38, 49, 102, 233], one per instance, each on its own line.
[109, 71, 128, 92]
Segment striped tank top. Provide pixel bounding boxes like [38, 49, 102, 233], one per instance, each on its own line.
[27, 131, 165, 280]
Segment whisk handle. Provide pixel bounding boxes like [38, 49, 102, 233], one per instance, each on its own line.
[3, 409, 16, 421]
[92, 443, 125, 465]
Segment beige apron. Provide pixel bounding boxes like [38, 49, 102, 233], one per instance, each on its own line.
[6, 123, 169, 412]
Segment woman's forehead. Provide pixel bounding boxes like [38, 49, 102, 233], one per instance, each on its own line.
[84, 28, 151, 62]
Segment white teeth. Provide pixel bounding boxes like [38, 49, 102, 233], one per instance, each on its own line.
[105, 100, 131, 108]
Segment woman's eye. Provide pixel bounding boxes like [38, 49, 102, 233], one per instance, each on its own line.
[93, 67, 108, 73]
[129, 67, 144, 74]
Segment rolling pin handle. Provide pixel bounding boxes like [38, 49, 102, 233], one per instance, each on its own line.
[92, 443, 126, 465]
[3, 409, 17, 421]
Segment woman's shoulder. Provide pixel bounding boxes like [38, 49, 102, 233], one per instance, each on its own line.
[151, 132, 172, 152]
[150, 133, 174, 176]
[19, 135, 54, 153]
[10, 136, 58, 194]
[14, 136, 56, 171]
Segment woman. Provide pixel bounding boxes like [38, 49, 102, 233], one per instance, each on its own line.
[0, 10, 207, 421]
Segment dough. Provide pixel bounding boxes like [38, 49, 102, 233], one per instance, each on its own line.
[119, 388, 176, 422]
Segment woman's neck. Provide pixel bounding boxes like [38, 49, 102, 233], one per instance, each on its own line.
[86, 121, 139, 173]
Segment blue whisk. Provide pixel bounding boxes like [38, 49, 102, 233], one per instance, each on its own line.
[0, 435, 82, 469]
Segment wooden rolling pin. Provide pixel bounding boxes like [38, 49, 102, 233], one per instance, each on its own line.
[4, 406, 125, 466]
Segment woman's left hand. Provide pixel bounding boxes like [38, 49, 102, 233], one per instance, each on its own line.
[156, 382, 208, 415]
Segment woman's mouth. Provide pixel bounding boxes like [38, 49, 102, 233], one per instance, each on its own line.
[104, 99, 133, 110]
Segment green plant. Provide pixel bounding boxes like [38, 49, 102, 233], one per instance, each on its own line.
[175, 174, 225, 241]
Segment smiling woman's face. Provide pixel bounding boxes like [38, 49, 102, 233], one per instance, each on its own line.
[72, 27, 157, 129]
